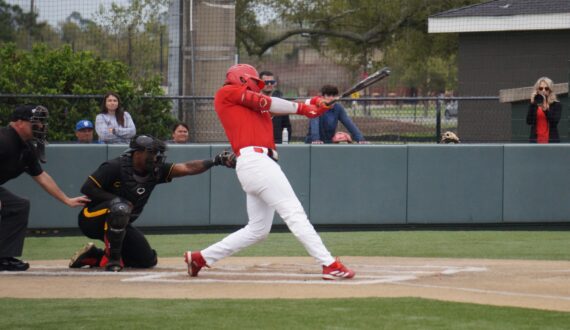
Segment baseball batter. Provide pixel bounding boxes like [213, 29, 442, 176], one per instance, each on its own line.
[185, 64, 355, 280]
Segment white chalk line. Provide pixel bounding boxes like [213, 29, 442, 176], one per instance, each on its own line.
[396, 282, 570, 302]
[0, 264, 487, 286]
[2, 263, 568, 302]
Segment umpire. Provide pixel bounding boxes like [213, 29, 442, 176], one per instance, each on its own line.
[69, 134, 235, 272]
[0, 105, 89, 271]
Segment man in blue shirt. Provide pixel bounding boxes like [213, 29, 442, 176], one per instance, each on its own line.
[304, 85, 368, 144]
[75, 119, 96, 143]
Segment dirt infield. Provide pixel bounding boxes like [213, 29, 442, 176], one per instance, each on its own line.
[1, 256, 569, 312]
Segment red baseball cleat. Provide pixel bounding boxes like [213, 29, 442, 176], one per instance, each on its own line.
[69, 242, 102, 268]
[322, 258, 355, 280]
[184, 251, 209, 277]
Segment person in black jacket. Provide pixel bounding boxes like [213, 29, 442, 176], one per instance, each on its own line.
[526, 77, 562, 143]
[68, 135, 235, 272]
[260, 70, 292, 143]
[0, 105, 89, 271]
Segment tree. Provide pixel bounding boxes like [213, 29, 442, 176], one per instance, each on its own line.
[236, 0, 481, 93]
[0, 43, 175, 141]
[93, 0, 169, 81]
[0, 0, 48, 45]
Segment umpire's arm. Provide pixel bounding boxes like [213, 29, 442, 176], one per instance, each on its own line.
[33, 172, 90, 207]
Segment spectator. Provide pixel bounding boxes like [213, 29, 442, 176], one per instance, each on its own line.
[259, 70, 291, 143]
[305, 85, 368, 144]
[75, 119, 95, 144]
[168, 122, 190, 143]
[526, 77, 562, 143]
[0, 105, 89, 271]
[95, 92, 136, 144]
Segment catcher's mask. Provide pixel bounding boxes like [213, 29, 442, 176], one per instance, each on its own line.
[127, 135, 167, 173]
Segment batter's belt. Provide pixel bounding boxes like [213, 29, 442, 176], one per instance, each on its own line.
[238, 146, 279, 162]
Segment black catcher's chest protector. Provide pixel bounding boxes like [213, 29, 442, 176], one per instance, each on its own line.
[119, 154, 158, 219]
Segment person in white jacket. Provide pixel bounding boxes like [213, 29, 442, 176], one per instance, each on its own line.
[95, 92, 136, 144]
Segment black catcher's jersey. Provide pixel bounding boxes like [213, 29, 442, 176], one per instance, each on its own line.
[83, 156, 174, 219]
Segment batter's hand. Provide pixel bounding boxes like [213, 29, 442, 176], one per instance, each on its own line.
[296, 102, 329, 119]
[313, 97, 334, 110]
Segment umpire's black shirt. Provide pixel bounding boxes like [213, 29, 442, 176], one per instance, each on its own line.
[0, 126, 43, 185]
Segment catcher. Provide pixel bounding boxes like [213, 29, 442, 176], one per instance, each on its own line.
[441, 131, 460, 144]
[69, 134, 235, 272]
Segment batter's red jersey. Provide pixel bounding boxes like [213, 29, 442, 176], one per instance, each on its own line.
[214, 84, 276, 153]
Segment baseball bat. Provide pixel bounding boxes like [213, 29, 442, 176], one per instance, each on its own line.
[326, 67, 391, 106]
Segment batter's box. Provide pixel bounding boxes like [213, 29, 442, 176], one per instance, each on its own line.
[0, 262, 487, 286]
[121, 263, 487, 285]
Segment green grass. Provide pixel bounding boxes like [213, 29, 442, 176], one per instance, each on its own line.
[23, 231, 570, 261]
[9, 231, 570, 328]
[0, 297, 569, 330]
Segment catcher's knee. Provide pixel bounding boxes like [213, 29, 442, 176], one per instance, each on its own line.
[108, 197, 132, 229]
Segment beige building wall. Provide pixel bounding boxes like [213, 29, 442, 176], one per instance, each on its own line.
[182, 0, 236, 142]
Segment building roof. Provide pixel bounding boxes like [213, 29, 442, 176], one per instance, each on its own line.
[499, 83, 568, 103]
[429, 0, 570, 33]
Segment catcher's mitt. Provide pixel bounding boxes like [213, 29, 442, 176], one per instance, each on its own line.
[332, 131, 353, 143]
[441, 131, 460, 144]
[213, 150, 237, 168]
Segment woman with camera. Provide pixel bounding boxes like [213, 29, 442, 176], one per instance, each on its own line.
[526, 77, 562, 143]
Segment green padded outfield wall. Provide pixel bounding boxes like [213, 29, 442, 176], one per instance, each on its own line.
[503, 145, 570, 222]
[3, 144, 570, 229]
[407, 145, 504, 223]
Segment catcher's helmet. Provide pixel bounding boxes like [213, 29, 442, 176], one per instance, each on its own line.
[128, 134, 167, 154]
[225, 64, 265, 92]
[127, 134, 167, 167]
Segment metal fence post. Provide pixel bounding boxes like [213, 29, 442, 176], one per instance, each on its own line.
[436, 95, 442, 143]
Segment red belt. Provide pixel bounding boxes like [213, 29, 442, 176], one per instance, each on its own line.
[237, 146, 279, 162]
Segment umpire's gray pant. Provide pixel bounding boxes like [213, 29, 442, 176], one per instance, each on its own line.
[0, 187, 30, 258]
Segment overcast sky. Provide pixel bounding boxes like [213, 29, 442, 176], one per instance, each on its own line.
[7, 0, 130, 26]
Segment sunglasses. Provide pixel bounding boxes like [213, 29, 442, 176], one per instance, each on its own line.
[538, 87, 550, 91]
[264, 80, 276, 85]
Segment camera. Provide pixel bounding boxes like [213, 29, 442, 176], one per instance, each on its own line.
[534, 93, 544, 105]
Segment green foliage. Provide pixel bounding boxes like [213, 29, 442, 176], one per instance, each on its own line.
[0, 43, 175, 141]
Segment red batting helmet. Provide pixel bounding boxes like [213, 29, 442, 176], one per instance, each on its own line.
[225, 64, 265, 92]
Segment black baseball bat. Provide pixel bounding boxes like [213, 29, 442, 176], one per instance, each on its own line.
[326, 67, 391, 105]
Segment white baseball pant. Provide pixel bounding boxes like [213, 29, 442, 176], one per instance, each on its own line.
[201, 147, 335, 266]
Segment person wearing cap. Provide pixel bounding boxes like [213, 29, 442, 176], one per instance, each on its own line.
[75, 119, 95, 144]
[68, 135, 236, 272]
[0, 105, 90, 271]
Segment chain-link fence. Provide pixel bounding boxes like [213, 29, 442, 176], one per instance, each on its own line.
[2, 0, 569, 143]
[2, 94, 527, 143]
